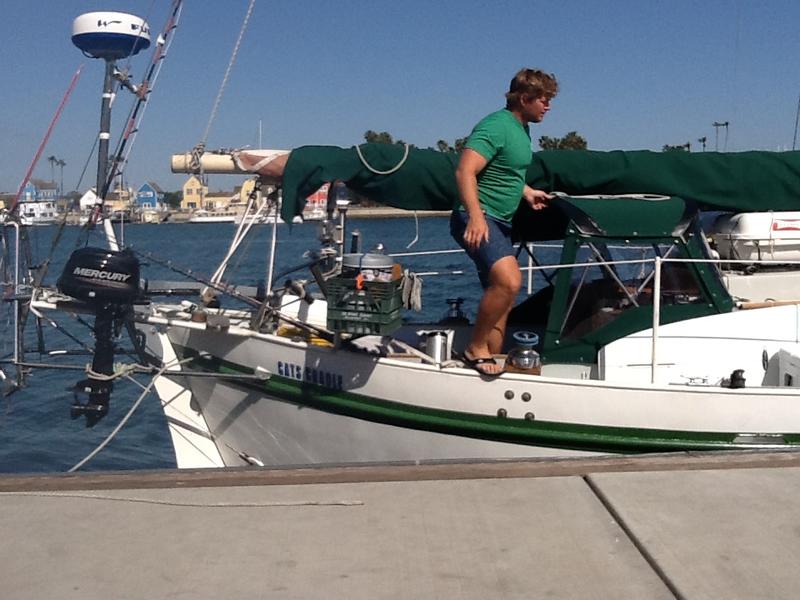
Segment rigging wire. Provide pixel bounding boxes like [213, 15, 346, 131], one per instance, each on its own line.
[191, 0, 257, 211]
[198, 0, 257, 149]
[10, 66, 83, 215]
[204, 182, 269, 301]
[107, 0, 184, 197]
[73, 136, 97, 194]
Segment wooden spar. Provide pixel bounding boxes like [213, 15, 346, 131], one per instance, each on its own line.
[170, 149, 288, 175]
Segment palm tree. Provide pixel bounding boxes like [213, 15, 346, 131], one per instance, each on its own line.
[436, 140, 452, 153]
[56, 159, 66, 198]
[47, 155, 57, 183]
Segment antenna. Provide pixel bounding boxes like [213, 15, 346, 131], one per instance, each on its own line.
[793, 95, 800, 151]
[712, 121, 729, 151]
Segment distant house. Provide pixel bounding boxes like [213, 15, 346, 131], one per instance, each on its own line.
[19, 180, 58, 223]
[181, 175, 208, 210]
[202, 191, 235, 211]
[27, 179, 58, 202]
[0, 193, 14, 211]
[135, 181, 164, 210]
[107, 187, 133, 214]
[234, 179, 258, 205]
[79, 189, 98, 211]
[78, 187, 132, 214]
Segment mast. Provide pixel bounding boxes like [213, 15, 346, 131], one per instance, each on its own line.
[97, 59, 119, 249]
[72, 11, 151, 248]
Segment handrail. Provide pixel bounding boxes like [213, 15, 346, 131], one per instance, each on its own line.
[386, 243, 800, 384]
[652, 257, 662, 384]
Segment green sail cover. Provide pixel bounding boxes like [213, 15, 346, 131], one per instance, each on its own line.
[527, 149, 800, 211]
[281, 145, 460, 221]
[281, 144, 800, 230]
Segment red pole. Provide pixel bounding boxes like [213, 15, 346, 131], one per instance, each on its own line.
[10, 64, 83, 214]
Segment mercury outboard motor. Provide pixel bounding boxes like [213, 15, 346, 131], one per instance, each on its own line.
[57, 247, 140, 426]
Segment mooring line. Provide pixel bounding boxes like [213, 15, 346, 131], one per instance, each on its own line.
[0, 491, 363, 508]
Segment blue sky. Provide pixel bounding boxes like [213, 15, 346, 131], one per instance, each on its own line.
[2, 0, 799, 194]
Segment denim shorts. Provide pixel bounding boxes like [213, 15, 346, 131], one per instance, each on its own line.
[450, 210, 515, 289]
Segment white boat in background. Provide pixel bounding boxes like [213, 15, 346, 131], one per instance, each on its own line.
[18, 200, 59, 226]
[302, 206, 326, 221]
[188, 209, 237, 223]
[708, 211, 800, 302]
[230, 212, 287, 225]
[140, 209, 169, 224]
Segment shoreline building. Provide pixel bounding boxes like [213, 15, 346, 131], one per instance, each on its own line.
[135, 181, 165, 211]
[18, 179, 58, 225]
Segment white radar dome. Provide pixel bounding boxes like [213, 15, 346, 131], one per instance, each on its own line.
[72, 12, 150, 60]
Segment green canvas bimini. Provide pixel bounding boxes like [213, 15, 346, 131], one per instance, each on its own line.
[281, 144, 800, 239]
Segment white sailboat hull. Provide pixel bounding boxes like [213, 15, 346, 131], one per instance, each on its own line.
[142, 303, 800, 468]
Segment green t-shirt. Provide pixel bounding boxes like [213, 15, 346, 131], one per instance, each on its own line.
[464, 108, 532, 222]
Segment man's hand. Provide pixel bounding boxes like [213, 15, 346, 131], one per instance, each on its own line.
[523, 186, 552, 210]
[463, 212, 489, 251]
[455, 149, 491, 251]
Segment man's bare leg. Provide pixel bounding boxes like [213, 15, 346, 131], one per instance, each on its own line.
[464, 256, 521, 374]
[488, 311, 511, 355]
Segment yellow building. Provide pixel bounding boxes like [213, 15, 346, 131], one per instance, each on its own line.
[105, 186, 133, 213]
[203, 192, 235, 210]
[236, 179, 258, 205]
[181, 175, 208, 210]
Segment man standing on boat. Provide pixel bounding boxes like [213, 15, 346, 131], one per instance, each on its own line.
[451, 68, 558, 376]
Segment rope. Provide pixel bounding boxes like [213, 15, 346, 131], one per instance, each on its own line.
[406, 211, 420, 249]
[198, 0, 256, 147]
[355, 143, 410, 175]
[0, 492, 363, 508]
[189, 142, 205, 173]
[85, 362, 142, 382]
[67, 356, 191, 472]
[192, 0, 255, 207]
[207, 179, 263, 288]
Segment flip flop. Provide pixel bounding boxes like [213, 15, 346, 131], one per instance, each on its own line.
[462, 351, 506, 377]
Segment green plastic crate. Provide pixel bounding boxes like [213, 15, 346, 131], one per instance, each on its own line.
[326, 276, 402, 335]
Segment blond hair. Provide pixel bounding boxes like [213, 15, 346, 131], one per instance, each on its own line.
[505, 68, 558, 108]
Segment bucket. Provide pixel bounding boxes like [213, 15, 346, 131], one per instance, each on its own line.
[423, 331, 450, 363]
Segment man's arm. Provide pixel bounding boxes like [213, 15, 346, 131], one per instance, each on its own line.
[236, 151, 290, 179]
[455, 149, 489, 250]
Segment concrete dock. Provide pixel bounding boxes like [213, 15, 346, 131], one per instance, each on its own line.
[2, 450, 800, 599]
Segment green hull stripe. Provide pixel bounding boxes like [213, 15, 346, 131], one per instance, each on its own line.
[175, 345, 800, 454]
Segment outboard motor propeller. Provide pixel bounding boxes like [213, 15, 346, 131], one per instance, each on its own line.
[57, 247, 141, 426]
